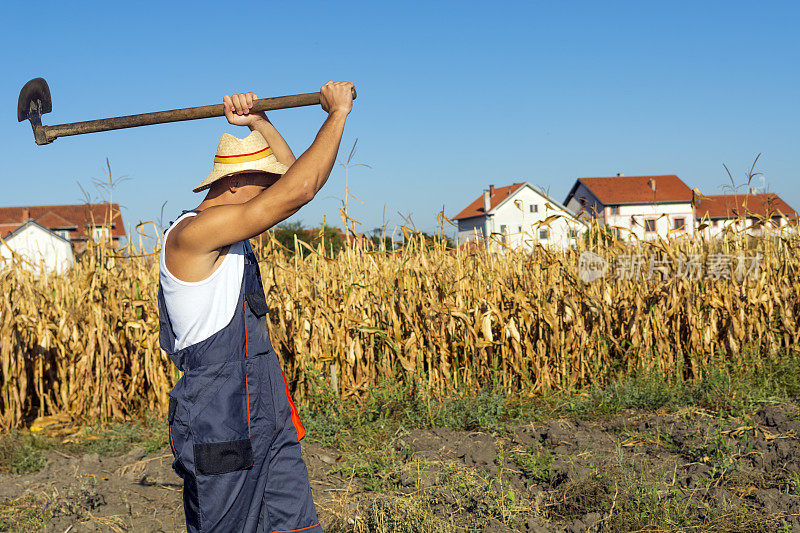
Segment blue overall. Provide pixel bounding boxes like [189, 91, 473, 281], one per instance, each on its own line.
[159, 215, 321, 533]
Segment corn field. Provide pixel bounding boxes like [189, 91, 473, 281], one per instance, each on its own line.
[0, 222, 798, 429]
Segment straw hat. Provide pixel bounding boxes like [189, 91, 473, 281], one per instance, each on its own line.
[193, 131, 289, 193]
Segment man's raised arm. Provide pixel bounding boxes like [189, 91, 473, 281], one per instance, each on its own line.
[184, 81, 355, 251]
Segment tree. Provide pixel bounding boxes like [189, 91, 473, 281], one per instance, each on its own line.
[309, 223, 345, 255]
[272, 221, 309, 251]
[583, 223, 616, 247]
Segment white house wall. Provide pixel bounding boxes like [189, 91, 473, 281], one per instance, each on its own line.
[494, 188, 583, 250]
[0, 224, 74, 274]
[607, 202, 695, 241]
[697, 215, 794, 239]
[566, 182, 695, 241]
[458, 184, 585, 251]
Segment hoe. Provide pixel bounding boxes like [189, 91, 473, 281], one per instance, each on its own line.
[18, 77, 356, 146]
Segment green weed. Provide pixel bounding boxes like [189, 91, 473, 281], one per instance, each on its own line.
[511, 445, 552, 485]
[0, 432, 48, 474]
[61, 412, 168, 456]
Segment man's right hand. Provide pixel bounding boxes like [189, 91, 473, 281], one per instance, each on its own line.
[320, 81, 355, 116]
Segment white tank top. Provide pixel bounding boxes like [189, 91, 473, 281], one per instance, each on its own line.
[159, 211, 245, 351]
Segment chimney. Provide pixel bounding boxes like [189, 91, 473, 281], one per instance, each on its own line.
[616, 172, 624, 177]
[22, 208, 29, 221]
[489, 184, 495, 196]
[648, 178, 656, 191]
[483, 190, 491, 214]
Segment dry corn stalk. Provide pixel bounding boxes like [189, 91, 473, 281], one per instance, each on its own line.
[0, 222, 797, 428]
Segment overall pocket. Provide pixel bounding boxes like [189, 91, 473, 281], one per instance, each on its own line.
[186, 360, 254, 476]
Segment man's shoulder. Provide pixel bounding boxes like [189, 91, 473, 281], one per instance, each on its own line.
[165, 211, 240, 261]
[165, 214, 196, 247]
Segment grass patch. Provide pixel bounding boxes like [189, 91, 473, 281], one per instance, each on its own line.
[60, 413, 168, 456]
[0, 411, 167, 475]
[566, 352, 800, 419]
[545, 472, 615, 520]
[0, 432, 48, 474]
[0, 482, 103, 532]
[329, 448, 401, 493]
[0, 496, 54, 532]
[511, 444, 552, 485]
[325, 495, 456, 533]
[302, 353, 800, 450]
[302, 370, 515, 449]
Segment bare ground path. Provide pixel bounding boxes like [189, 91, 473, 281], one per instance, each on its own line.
[2, 403, 800, 532]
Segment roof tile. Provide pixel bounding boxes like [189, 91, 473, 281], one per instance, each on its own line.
[575, 175, 693, 205]
[696, 193, 796, 219]
[453, 183, 526, 220]
[0, 203, 126, 240]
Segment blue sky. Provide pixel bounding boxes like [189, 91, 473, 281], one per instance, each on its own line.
[1, 0, 798, 245]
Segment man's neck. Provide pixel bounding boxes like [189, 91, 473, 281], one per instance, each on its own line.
[195, 190, 229, 212]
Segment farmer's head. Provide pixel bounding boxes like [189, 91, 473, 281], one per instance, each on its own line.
[192, 131, 288, 196]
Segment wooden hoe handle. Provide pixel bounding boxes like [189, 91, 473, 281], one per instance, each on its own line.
[39, 87, 357, 144]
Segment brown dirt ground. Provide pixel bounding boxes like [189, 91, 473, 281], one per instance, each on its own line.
[2, 404, 800, 532]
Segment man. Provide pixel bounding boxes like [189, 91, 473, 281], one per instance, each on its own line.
[158, 81, 354, 532]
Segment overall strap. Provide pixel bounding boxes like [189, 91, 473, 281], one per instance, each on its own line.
[163, 209, 200, 235]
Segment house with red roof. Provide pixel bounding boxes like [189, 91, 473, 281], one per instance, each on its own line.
[0, 203, 126, 252]
[0, 220, 74, 274]
[453, 182, 585, 250]
[564, 174, 696, 240]
[695, 192, 796, 237]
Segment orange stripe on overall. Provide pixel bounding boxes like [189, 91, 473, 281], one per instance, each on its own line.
[280, 369, 306, 441]
[245, 300, 305, 441]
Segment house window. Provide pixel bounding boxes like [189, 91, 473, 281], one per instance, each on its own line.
[530, 204, 538, 213]
[539, 229, 549, 240]
[92, 226, 111, 242]
[673, 217, 685, 231]
[518, 226, 522, 233]
[499, 224, 507, 244]
[712, 220, 719, 227]
[610, 205, 620, 215]
[644, 219, 656, 233]
[56, 229, 71, 239]
[568, 229, 577, 238]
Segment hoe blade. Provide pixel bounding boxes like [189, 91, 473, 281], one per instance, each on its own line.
[18, 78, 52, 122]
